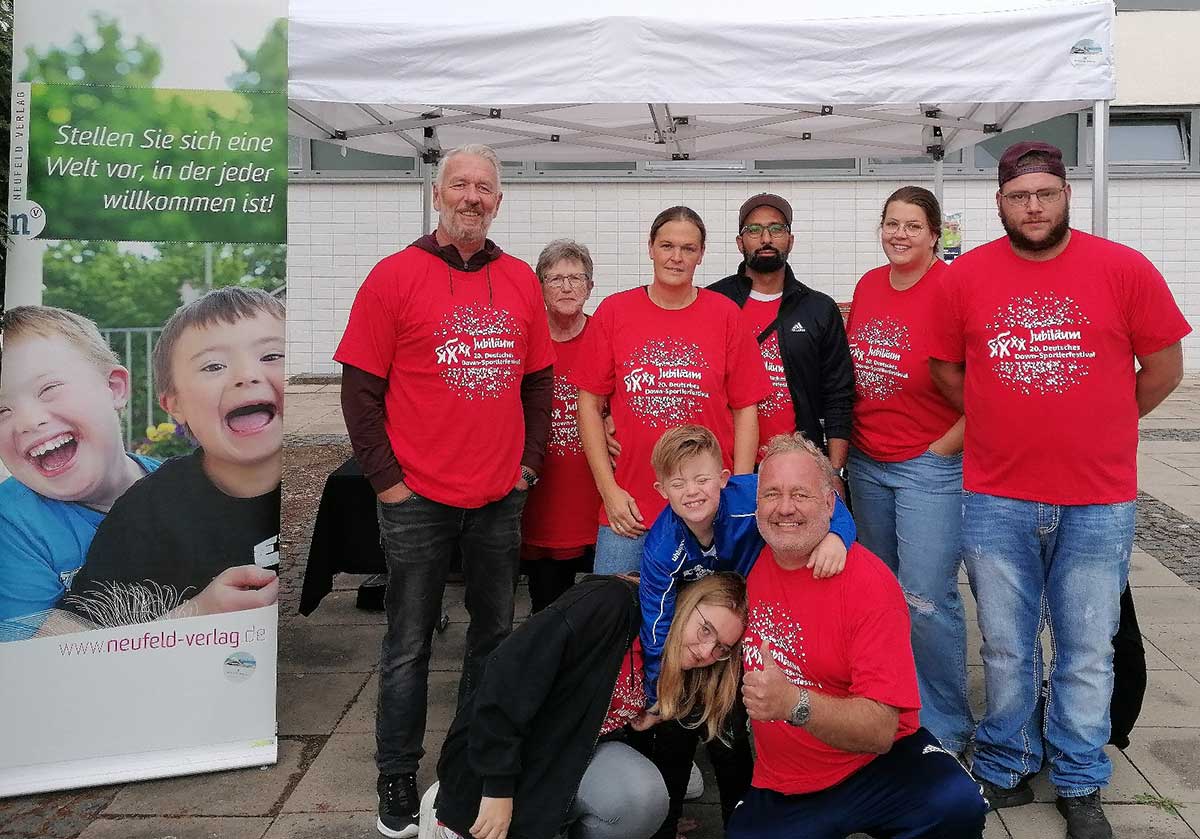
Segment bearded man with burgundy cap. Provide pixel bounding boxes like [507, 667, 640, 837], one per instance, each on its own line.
[928, 141, 1190, 839]
[709, 193, 854, 492]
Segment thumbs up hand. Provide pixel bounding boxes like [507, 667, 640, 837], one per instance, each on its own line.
[742, 639, 801, 722]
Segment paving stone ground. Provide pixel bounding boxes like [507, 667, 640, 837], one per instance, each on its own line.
[3, 380, 1200, 839]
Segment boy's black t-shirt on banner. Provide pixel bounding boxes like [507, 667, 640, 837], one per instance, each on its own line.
[64, 450, 280, 623]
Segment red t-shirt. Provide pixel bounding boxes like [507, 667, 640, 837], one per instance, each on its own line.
[739, 295, 797, 460]
[847, 261, 960, 462]
[928, 231, 1191, 504]
[599, 638, 647, 736]
[744, 543, 921, 795]
[334, 247, 555, 509]
[570, 288, 772, 526]
[522, 324, 602, 552]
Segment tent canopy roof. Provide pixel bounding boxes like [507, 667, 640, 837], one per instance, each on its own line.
[288, 0, 1115, 162]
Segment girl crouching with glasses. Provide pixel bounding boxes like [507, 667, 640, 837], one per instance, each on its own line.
[434, 572, 747, 839]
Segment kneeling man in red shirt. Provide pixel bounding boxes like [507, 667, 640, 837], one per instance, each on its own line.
[730, 433, 987, 839]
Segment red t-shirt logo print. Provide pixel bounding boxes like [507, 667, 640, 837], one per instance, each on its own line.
[433, 303, 523, 399]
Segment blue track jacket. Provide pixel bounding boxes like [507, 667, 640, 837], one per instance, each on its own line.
[639, 473, 855, 706]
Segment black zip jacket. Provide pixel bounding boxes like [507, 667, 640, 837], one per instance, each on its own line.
[708, 264, 853, 450]
[435, 578, 642, 839]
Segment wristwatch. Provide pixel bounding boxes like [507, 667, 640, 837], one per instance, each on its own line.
[520, 465, 539, 488]
[786, 688, 811, 727]
[833, 466, 848, 481]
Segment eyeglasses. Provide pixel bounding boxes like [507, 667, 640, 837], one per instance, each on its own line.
[694, 604, 739, 661]
[1000, 187, 1066, 207]
[543, 273, 589, 289]
[882, 220, 928, 237]
[739, 223, 791, 239]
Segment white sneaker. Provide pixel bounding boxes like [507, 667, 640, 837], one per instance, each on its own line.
[685, 761, 704, 800]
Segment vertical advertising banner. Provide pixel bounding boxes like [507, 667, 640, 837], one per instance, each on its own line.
[1, 0, 286, 796]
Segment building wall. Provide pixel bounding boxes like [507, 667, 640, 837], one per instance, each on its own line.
[284, 176, 1200, 376]
[1114, 11, 1200, 105]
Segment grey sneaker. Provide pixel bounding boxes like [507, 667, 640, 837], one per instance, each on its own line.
[973, 774, 1034, 810]
[1056, 791, 1113, 839]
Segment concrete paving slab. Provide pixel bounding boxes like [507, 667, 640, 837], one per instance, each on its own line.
[1142, 623, 1200, 674]
[0, 786, 120, 839]
[262, 812, 382, 839]
[1122, 728, 1200, 803]
[1144, 637, 1182, 671]
[335, 670, 461, 735]
[280, 732, 439, 814]
[1132, 586, 1200, 625]
[278, 623, 384, 673]
[1138, 671, 1200, 728]
[1106, 804, 1198, 837]
[103, 739, 306, 817]
[277, 672, 371, 736]
[1130, 552, 1190, 587]
[298, 590, 387, 626]
[1146, 485, 1200, 517]
[76, 816, 270, 839]
[1002, 802, 1195, 838]
[1178, 803, 1200, 834]
[1028, 749, 1154, 802]
[1138, 463, 1200, 486]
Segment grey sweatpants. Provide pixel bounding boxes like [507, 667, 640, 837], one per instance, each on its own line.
[566, 741, 669, 839]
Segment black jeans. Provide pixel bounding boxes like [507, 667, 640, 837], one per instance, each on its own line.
[649, 698, 754, 839]
[374, 488, 526, 775]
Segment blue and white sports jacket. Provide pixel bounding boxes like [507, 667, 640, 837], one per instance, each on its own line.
[639, 473, 855, 706]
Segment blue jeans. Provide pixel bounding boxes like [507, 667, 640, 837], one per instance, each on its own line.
[848, 447, 974, 754]
[727, 728, 986, 839]
[593, 526, 647, 575]
[962, 491, 1135, 796]
[374, 488, 526, 775]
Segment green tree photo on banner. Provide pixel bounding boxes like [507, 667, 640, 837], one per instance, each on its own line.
[22, 15, 286, 243]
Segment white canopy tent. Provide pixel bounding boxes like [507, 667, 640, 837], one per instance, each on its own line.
[288, 0, 1116, 233]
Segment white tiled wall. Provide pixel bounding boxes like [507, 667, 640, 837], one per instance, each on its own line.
[285, 177, 1200, 376]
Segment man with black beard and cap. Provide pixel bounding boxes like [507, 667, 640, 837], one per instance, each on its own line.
[709, 193, 854, 495]
[929, 141, 1189, 839]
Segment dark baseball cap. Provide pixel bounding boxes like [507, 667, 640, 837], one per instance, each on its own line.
[738, 193, 793, 229]
[998, 141, 1067, 188]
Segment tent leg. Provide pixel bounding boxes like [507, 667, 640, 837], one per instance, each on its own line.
[933, 157, 944, 211]
[1092, 100, 1109, 238]
[422, 161, 433, 235]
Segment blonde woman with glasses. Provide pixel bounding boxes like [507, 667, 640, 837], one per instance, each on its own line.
[434, 572, 747, 839]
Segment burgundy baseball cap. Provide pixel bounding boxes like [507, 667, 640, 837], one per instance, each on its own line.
[738, 193, 793, 229]
[998, 141, 1067, 188]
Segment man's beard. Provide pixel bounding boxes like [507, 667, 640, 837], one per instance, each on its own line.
[746, 247, 788, 273]
[1001, 205, 1070, 253]
[441, 205, 493, 244]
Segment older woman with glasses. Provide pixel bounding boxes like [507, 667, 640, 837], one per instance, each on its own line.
[843, 185, 973, 758]
[520, 239, 604, 613]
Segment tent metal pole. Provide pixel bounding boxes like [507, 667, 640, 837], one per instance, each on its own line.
[933, 157, 944, 210]
[422, 160, 433, 234]
[1092, 100, 1109, 238]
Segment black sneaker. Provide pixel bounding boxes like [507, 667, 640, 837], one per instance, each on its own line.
[1056, 791, 1113, 839]
[377, 773, 419, 838]
[973, 774, 1034, 810]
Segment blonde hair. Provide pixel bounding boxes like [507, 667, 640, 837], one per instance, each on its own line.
[654, 572, 747, 742]
[1, 305, 121, 371]
[759, 432, 836, 494]
[153, 287, 284, 397]
[650, 424, 723, 481]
